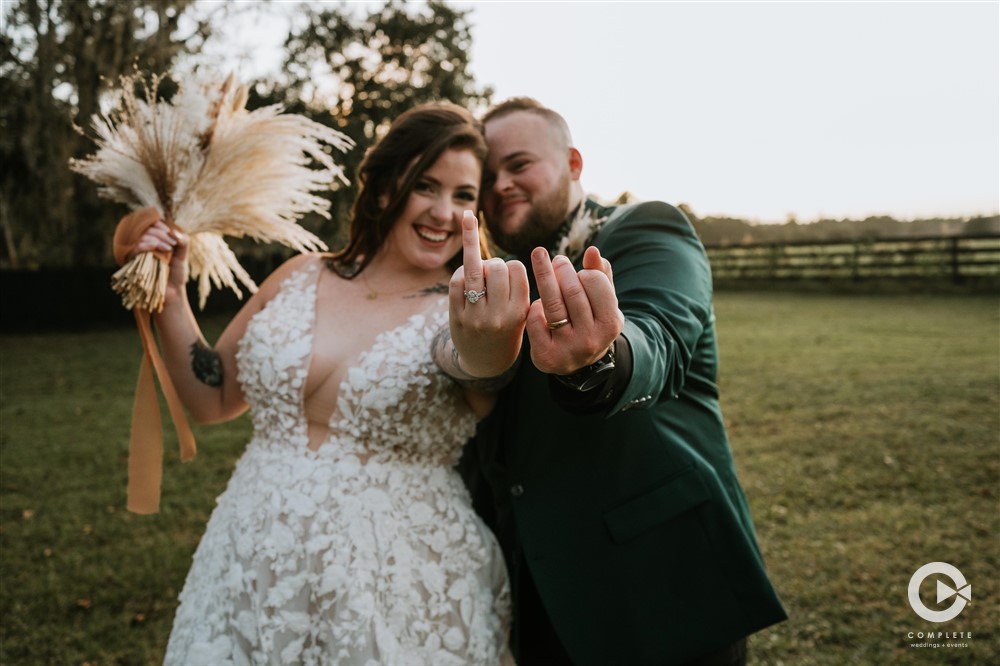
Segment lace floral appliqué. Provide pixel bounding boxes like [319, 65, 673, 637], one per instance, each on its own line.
[164, 258, 511, 666]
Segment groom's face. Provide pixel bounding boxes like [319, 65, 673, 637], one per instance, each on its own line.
[482, 111, 572, 256]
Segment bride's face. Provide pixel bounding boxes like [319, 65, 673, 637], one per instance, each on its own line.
[384, 148, 481, 272]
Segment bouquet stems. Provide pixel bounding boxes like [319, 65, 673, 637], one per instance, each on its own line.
[111, 251, 169, 313]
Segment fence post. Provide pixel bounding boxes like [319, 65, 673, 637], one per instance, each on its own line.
[768, 244, 779, 279]
[950, 237, 961, 284]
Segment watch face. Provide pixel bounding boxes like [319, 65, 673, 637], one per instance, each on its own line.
[575, 363, 616, 391]
[559, 356, 615, 391]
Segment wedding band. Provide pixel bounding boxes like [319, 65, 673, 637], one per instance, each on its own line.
[464, 289, 487, 304]
[547, 318, 571, 330]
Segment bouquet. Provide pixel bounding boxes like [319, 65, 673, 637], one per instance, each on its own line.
[72, 71, 354, 311]
[70, 72, 354, 514]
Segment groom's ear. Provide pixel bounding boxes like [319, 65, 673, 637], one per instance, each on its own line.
[568, 147, 583, 181]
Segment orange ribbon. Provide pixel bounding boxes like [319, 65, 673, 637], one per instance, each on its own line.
[115, 208, 197, 514]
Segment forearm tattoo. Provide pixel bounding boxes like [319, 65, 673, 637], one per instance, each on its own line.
[189, 340, 224, 387]
[431, 326, 519, 393]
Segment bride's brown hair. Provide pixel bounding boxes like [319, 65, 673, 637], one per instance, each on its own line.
[333, 102, 490, 274]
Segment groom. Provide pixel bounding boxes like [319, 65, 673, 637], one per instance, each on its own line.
[436, 97, 786, 665]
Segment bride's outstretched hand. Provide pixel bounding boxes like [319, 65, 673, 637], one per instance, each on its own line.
[447, 211, 530, 378]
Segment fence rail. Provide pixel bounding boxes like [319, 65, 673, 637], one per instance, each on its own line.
[705, 234, 1000, 282]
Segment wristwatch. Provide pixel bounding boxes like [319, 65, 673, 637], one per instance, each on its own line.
[553, 343, 616, 392]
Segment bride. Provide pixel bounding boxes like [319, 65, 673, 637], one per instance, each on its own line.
[125, 102, 511, 665]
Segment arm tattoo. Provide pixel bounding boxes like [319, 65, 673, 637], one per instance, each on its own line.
[189, 340, 224, 387]
[431, 326, 519, 393]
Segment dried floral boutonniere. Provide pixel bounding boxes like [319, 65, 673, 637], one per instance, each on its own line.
[554, 202, 610, 263]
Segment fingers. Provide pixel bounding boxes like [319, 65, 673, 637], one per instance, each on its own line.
[551, 255, 594, 328]
[128, 221, 176, 260]
[507, 260, 530, 307]
[578, 268, 621, 328]
[171, 229, 189, 264]
[461, 210, 484, 294]
[531, 248, 571, 326]
[141, 222, 177, 253]
[533, 249, 600, 331]
[447, 257, 531, 379]
[449, 266, 469, 317]
[525, 246, 623, 374]
[577, 246, 618, 325]
[583, 246, 614, 288]
[482, 258, 510, 304]
[451, 259, 529, 315]
[524, 298, 552, 344]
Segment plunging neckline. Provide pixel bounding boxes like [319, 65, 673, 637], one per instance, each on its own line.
[299, 260, 446, 451]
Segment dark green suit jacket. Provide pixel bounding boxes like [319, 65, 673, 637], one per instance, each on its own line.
[466, 200, 786, 665]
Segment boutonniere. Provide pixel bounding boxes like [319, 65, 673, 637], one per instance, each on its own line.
[554, 203, 610, 263]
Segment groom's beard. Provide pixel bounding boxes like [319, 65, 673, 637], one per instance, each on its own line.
[486, 177, 571, 259]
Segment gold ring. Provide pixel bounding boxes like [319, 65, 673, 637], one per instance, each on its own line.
[547, 318, 570, 330]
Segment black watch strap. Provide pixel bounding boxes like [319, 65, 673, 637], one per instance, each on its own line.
[553, 343, 617, 392]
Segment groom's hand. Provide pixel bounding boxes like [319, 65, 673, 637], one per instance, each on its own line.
[447, 211, 531, 378]
[526, 246, 624, 375]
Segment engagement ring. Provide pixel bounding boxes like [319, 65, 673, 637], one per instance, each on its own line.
[464, 289, 487, 304]
[547, 318, 571, 330]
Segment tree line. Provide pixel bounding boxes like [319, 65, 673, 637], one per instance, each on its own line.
[1, 0, 489, 270]
[676, 206, 1000, 248]
[2, 0, 995, 270]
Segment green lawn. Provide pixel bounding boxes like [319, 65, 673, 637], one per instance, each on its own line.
[2, 293, 997, 665]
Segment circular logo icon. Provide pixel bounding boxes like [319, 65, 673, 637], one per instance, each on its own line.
[908, 562, 972, 623]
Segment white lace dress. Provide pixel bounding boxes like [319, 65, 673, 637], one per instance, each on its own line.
[164, 260, 511, 666]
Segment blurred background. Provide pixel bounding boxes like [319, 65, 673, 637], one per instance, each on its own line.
[1, 0, 998, 324]
[1, 1, 998, 664]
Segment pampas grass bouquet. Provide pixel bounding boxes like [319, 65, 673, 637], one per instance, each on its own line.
[72, 71, 354, 312]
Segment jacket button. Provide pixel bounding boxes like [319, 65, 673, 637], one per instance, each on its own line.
[510, 484, 524, 497]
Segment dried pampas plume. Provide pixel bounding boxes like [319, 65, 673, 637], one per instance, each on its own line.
[71, 71, 354, 311]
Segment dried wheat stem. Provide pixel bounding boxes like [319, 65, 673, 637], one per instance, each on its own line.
[111, 252, 168, 313]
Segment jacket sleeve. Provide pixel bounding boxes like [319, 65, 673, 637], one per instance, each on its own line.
[552, 201, 715, 416]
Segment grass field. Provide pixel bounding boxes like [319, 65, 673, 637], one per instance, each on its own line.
[2, 292, 997, 665]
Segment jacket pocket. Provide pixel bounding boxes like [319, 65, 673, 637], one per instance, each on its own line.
[604, 466, 711, 544]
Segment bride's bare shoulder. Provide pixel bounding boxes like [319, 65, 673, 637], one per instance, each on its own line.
[253, 252, 328, 297]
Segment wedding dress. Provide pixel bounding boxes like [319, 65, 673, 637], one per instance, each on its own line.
[164, 259, 511, 666]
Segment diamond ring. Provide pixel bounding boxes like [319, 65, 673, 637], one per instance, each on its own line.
[464, 289, 487, 304]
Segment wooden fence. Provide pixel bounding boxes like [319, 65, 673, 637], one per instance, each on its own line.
[705, 234, 1000, 283]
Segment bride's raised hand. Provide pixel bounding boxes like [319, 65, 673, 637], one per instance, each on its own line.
[447, 210, 530, 378]
[124, 213, 190, 304]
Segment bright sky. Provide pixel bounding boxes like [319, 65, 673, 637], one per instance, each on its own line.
[205, 0, 999, 223]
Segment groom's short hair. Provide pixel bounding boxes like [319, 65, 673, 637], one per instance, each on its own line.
[482, 97, 574, 149]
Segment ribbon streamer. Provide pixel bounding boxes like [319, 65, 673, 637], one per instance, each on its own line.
[114, 209, 197, 514]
